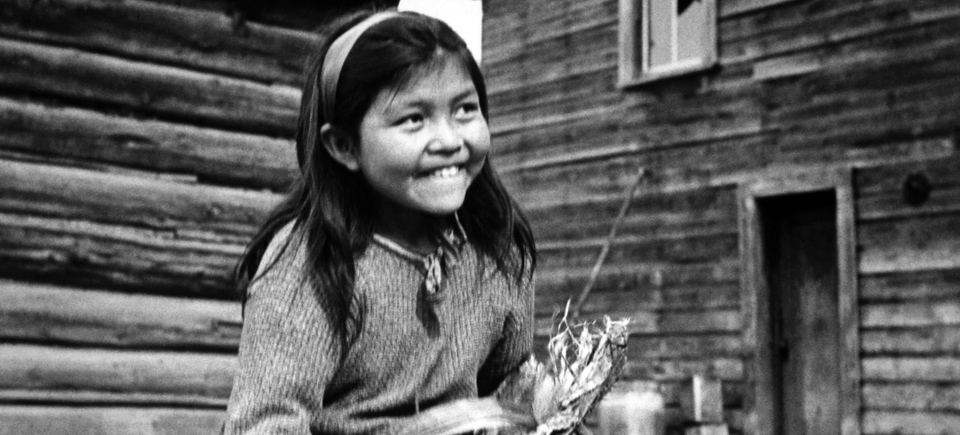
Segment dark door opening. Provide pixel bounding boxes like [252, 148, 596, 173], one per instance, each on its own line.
[759, 190, 841, 435]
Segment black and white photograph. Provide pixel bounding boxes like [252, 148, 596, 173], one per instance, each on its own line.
[0, 0, 958, 434]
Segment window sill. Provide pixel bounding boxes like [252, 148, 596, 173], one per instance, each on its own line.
[618, 59, 718, 89]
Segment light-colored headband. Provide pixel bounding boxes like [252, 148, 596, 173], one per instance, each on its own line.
[320, 11, 402, 122]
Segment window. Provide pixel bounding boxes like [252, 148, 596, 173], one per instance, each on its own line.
[619, 0, 718, 86]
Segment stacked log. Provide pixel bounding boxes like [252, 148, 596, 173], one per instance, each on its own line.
[0, 0, 319, 432]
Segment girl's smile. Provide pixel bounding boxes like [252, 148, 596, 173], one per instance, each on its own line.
[349, 56, 490, 240]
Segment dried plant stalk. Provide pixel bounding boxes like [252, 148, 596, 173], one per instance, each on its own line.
[499, 304, 630, 435]
[399, 303, 630, 435]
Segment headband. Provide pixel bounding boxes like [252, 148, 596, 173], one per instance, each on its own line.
[320, 11, 402, 122]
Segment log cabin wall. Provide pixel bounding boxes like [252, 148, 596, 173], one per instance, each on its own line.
[483, 0, 960, 434]
[0, 0, 343, 432]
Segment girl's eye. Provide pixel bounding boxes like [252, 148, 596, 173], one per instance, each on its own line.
[455, 102, 480, 119]
[397, 113, 424, 127]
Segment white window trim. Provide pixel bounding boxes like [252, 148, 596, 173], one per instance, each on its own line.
[619, 0, 718, 87]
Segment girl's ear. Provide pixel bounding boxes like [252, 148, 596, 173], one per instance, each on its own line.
[320, 123, 360, 171]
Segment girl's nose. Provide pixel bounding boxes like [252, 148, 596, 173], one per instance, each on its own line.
[426, 120, 463, 154]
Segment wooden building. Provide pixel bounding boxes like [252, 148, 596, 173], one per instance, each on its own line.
[482, 0, 960, 434]
[0, 0, 958, 434]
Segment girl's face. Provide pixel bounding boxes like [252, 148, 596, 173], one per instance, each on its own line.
[354, 57, 490, 220]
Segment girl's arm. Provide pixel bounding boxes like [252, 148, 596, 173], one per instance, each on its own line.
[477, 273, 535, 397]
[224, 225, 340, 435]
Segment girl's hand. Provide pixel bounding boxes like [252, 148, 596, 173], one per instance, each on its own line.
[397, 397, 535, 435]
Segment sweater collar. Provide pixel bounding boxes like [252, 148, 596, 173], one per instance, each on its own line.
[371, 214, 467, 304]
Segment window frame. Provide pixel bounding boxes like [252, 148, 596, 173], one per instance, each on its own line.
[618, 0, 719, 87]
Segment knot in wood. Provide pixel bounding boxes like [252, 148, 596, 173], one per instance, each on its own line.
[902, 172, 932, 207]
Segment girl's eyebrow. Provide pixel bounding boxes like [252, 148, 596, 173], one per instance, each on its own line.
[392, 86, 478, 108]
[452, 87, 478, 101]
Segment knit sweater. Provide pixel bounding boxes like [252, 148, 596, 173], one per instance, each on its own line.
[223, 222, 534, 434]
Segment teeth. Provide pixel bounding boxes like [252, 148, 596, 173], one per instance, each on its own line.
[428, 166, 460, 178]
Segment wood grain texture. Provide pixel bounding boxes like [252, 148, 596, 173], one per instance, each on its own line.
[861, 302, 960, 328]
[724, 0, 960, 66]
[527, 185, 737, 244]
[862, 326, 960, 356]
[486, 0, 960, 121]
[0, 0, 319, 85]
[0, 213, 241, 297]
[141, 0, 345, 31]
[537, 283, 739, 318]
[0, 391, 226, 407]
[0, 344, 235, 401]
[0, 159, 279, 241]
[0, 1, 311, 432]
[856, 155, 960, 220]
[535, 260, 740, 318]
[862, 357, 960, 382]
[628, 334, 743, 359]
[860, 269, 960, 302]
[500, 135, 952, 205]
[862, 382, 960, 412]
[859, 214, 960, 274]
[719, 0, 801, 18]
[622, 357, 744, 382]
[484, 0, 612, 55]
[0, 98, 297, 190]
[0, 406, 225, 435]
[863, 410, 960, 435]
[537, 233, 738, 272]
[0, 279, 241, 350]
[487, 12, 960, 179]
[487, 0, 960, 92]
[0, 38, 300, 136]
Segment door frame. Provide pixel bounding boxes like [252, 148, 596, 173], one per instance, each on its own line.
[738, 166, 860, 435]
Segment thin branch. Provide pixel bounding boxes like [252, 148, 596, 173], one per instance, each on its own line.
[571, 167, 647, 318]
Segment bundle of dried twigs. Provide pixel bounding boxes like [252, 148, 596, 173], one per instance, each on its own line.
[400, 305, 630, 435]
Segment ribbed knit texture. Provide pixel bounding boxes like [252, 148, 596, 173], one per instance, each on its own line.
[223, 222, 534, 434]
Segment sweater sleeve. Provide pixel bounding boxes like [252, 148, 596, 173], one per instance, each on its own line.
[477, 273, 535, 397]
[224, 224, 340, 435]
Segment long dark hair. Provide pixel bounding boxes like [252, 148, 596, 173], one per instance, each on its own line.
[235, 9, 536, 354]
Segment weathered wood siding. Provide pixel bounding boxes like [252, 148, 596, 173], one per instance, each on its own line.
[0, 0, 318, 432]
[483, 0, 960, 433]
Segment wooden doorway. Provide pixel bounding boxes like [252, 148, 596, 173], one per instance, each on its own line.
[762, 191, 840, 435]
[739, 168, 860, 435]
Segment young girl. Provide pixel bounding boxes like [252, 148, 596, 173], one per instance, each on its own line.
[223, 9, 537, 435]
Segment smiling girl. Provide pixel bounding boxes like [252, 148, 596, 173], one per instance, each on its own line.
[223, 9, 536, 435]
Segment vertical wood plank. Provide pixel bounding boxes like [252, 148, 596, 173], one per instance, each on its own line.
[836, 170, 861, 435]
